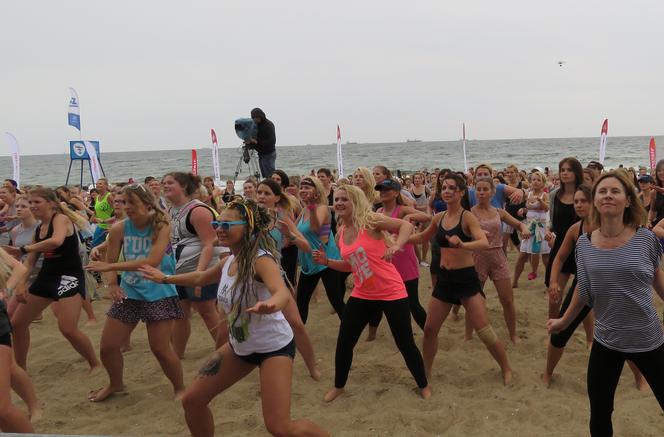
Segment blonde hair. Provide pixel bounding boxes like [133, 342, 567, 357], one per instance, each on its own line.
[530, 170, 547, 186]
[335, 185, 392, 245]
[121, 184, 170, 242]
[353, 167, 378, 204]
[0, 248, 15, 290]
[474, 176, 495, 192]
[301, 176, 327, 206]
[591, 171, 646, 227]
[475, 163, 494, 175]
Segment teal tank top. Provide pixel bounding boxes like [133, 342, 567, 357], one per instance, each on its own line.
[120, 219, 177, 302]
[296, 216, 340, 275]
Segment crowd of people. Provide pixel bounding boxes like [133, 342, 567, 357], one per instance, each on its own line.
[0, 156, 663, 436]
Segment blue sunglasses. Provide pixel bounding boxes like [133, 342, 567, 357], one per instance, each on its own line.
[211, 220, 247, 230]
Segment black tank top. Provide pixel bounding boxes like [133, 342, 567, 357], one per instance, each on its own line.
[552, 194, 577, 236]
[654, 192, 664, 224]
[34, 215, 83, 275]
[436, 210, 473, 248]
[505, 181, 526, 218]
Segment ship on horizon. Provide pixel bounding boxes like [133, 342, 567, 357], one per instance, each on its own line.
[406, 139, 422, 143]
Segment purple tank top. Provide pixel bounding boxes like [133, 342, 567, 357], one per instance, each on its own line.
[380, 206, 420, 282]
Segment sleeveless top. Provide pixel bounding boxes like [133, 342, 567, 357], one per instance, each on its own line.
[378, 206, 419, 281]
[296, 215, 340, 275]
[653, 191, 664, 224]
[338, 228, 407, 301]
[551, 194, 577, 236]
[34, 215, 83, 277]
[94, 193, 113, 230]
[432, 194, 447, 214]
[436, 211, 473, 248]
[475, 209, 503, 248]
[412, 188, 429, 209]
[505, 181, 525, 218]
[216, 251, 293, 355]
[169, 199, 225, 274]
[120, 219, 177, 302]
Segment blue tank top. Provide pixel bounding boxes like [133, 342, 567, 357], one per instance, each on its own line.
[269, 227, 283, 252]
[120, 219, 177, 302]
[296, 216, 340, 275]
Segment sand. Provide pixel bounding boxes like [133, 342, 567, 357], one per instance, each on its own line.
[15, 250, 664, 436]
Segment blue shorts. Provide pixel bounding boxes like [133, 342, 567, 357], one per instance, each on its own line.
[176, 283, 218, 302]
[234, 339, 296, 367]
[91, 227, 109, 248]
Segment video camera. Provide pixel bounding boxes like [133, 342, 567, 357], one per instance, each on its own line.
[234, 118, 258, 164]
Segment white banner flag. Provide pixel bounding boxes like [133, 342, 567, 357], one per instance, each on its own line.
[599, 119, 608, 164]
[336, 125, 344, 179]
[84, 141, 101, 183]
[462, 123, 468, 173]
[211, 129, 221, 184]
[68, 87, 81, 136]
[4, 132, 20, 187]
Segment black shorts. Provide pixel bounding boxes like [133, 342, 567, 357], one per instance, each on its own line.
[176, 283, 218, 302]
[0, 301, 11, 347]
[234, 339, 296, 367]
[107, 296, 184, 324]
[432, 266, 484, 305]
[29, 271, 85, 301]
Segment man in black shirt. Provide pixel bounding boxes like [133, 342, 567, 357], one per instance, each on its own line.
[245, 107, 276, 178]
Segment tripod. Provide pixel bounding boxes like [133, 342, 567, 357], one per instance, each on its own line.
[233, 144, 262, 183]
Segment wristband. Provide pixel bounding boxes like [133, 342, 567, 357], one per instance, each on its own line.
[19, 246, 27, 255]
[307, 203, 317, 211]
[161, 275, 170, 284]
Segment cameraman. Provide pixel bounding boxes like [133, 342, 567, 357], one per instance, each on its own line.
[244, 107, 276, 178]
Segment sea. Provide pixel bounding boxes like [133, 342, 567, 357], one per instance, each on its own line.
[3, 135, 661, 187]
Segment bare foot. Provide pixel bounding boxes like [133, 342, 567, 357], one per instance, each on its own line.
[174, 388, 185, 401]
[464, 334, 473, 342]
[88, 385, 126, 402]
[512, 282, 518, 289]
[510, 334, 520, 345]
[541, 372, 553, 388]
[309, 367, 322, 381]
[452, 312, 461, 322]
[84, 318, 97, 327]
[324, 388, 344, 402]
[120, 343, 133, 353]
[635, 375, 650, 391]
[502, 368, 513, 386]
[420, 385, 432, 399]
[89, 362, 102, 374]
[29, 404, 43, 422]
[586, 341, 593, 351]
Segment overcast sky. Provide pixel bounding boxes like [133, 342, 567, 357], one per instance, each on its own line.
[1, 0, 663, 155]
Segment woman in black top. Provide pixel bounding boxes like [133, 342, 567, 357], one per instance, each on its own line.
[648, 159, 664, 226]
[10, 187, 99, 372]
[544, 157, 583, 319]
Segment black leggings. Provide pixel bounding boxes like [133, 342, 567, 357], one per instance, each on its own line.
[280, 245, 299, 287]
[550, 278, 592, 348]
[509, 228, 520, 247]
[587, 341, 664, 436]
[334, 296, 428, 389]
[296, 268, 345, 324]
[368, 278, 426, 330]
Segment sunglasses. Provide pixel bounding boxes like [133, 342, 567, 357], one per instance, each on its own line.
[211, 220, 247, 230]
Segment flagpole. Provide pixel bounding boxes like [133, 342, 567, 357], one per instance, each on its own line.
[462, 123, 468, 173]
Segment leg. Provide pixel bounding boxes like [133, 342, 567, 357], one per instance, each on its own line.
[146, 319, 185, 398]
[582, 311, 595, 349]
[10, 359, 41, 419]
[281, 296, 321, 380]
[587, 341, 625, 437]
[405, 278, 427, 330]
[366, 310, 382, 342]
[493, 278, 518, 343]
[296, 272, 320, 324]
[54, 294, 100, 370]
[82, 295, 97, 326]
[382, 299, 430, 398]
[320, 268, 345, 320]
[628, 344, 664, 409]
[0, 346, 33, 433]
[172, 298, 192, 359]
[422, 297, 453, 380]
[89, 316, 137, 401]
[548, 272, 571, 318]
[512, 251, 529, 288]
[626, 360, 648, 391]
[181, 343, 255, 437]
[10, 294, 53, 369]
[192, 300, 221, 343]
[462, 294, 512, 384]
[530, 254, 540, 276]
[326, 297, 372, 402]
[260, 356, 329, 437]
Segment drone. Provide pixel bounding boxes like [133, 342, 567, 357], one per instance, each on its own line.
[557, 61, 566, 67]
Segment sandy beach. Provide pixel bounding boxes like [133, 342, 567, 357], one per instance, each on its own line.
[15, 250, 664, 436]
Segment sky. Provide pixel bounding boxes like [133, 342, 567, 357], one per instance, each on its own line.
[1, 0, 663, 155]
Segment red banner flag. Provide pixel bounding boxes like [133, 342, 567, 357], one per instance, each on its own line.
[191, 149, 198, 175]
[649, 137, 657, 171]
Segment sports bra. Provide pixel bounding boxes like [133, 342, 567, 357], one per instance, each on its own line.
[435, 210, 473, 248]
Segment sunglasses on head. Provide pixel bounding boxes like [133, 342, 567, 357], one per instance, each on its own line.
[211, 220, 247, 230]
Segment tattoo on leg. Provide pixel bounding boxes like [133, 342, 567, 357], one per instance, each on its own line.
[197, 352, 223, 378]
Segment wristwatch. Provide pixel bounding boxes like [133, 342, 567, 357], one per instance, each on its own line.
[19, 246, 27, 255]
[161, 275, 171, 284]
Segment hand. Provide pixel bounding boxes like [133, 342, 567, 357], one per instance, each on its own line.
[518, 208, 526, 218]
[138, 264, 166, 283]
[546, 318, 566, 334]
[509, 189, 525, 204]
[1, 245, 22, 259]
[15, 288, 28, 304]
[85, 261, 110, 272]
[445, 235, 464, 249]
[382, 245, 401, 261]
[519, 226, 532, 240]
[90, 246, 102, 261]
[108, 284, 127, 302]
[544, 231, 555, 248]
[548, 283, 561, 304]
[654, 185, 664, 194]
[246, 300, 277, 314]
[312, 245, 328, 265]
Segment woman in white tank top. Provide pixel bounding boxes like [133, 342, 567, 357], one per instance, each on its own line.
[140, 198, 328, 437]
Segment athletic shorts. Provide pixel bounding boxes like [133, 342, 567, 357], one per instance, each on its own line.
[107, 296, 184, 324]
[473, 248, 511, 282]
[432, 266, 484, 305]
[176, 283, 218, 302]
[234, 339, 296, 367]
[0, 301, 12, 347]
[429, 238, 441, 275]
[29, 271, 85, 301]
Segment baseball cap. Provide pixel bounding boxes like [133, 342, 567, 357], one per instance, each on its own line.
[375, 179, 401, 192]
[638, 175, 653, 183]
[587, 160, 604, 171]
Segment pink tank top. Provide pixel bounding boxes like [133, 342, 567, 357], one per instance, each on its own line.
[378, 206, 420, 282]
[339, 227, 407, 301]
[476, 209, 503, 248]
